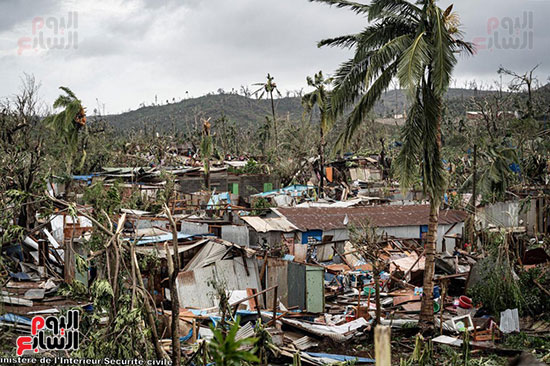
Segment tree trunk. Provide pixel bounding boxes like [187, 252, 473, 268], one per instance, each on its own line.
[419, 198, 439, 326]
[204, 160, 210, 190]
[319, 125, 325, 198]
[374, 269, 381, 324]
[165, 205, 181, 366]
[270, 92, 277, 149]
[130, 242, 168, 360]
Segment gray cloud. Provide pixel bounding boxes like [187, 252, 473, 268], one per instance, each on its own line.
[0, 0, 549, 113]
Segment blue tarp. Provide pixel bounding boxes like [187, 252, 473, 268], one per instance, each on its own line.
[306, 352, 375, 363]
[252, 184, 316, 198]
[72, 174, 98, 186]
[207, 192, 231, 209]
[9, 272, 31, 281]
[0, 314, 32, 326]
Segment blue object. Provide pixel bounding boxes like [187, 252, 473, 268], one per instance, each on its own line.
[252, 184, 316, 198]
[306, 352, 375, 363]
[0, 313, 32, 325]
[9, 272, 31, 281]
[433, 285, 441, 299]
[509, 163, 521, 173]
[72, 174, 97, 186]
[302, 230, 323, 244]
[207, 192, 232, 209]
[420, 225, 429, 239]
[180, 328, 193, 342]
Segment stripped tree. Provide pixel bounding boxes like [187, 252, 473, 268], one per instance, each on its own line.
[302, 71, 334, 197]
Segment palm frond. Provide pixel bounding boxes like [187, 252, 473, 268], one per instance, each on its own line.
[430, 6, 457, 97]
[338, 60, 398, 147]
[454, 39, 475, 56]
[354, 19, 416, 53]
[397, 31, 429, 97]
[331, 55, 373, 116]
[318, 34, 359, 48]
[308, 0, 370, 15]
[367, 0, 421, 22]
[394, 94, 424, 191]
[364, 34, 412, 85]
[420, 85, 446, 199]
[53, 95, 73, 109]
[58, 86, 78, 100]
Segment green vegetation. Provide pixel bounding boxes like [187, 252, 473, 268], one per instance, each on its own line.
[44, 86, 87, 175]
[467, 256, 524, 315]
[208, 319, 260, 366]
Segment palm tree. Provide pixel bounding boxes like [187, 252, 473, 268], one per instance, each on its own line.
[253, 74, 282, 150]
[44, 86, 86, 175]
[302, 71, 334, 196]
[311, 0, 473, 325]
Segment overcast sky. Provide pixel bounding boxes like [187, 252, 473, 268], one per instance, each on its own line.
[0, 0, 549, 113]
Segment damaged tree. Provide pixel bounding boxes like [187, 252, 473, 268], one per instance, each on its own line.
[200, 117, 213, 190]
[48, 193, 168, 360]
[349, 222, 386, 324]
[44, 86, 87, 177]
[302, 71, 334, 197]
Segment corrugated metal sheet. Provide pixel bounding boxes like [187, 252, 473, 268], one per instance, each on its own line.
[241, 216, 298, 233]
[287, 262, 306, 310]
[276, 205, 467, 231]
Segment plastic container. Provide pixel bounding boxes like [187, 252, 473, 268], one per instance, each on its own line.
[458, 295, 473, 309]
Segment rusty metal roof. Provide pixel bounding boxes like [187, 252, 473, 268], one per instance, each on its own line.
[275, 205, 468, 231]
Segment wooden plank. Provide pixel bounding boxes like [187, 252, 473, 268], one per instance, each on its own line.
[393, 295, 421, 306]
[0, 292, 33, 307]
[401, 302, 421, 313]
[375, 325, 391, 366]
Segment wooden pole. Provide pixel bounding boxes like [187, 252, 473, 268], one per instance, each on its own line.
[271, 286, 278, 326]
[440, 281, 447, 335]
[164, 204, 181, 366]
[375, 325, 391, 366]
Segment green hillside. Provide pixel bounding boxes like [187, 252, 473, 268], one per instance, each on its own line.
[105, 86, 547, 132]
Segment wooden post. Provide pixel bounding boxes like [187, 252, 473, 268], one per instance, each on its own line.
[64, 239, 75, 283]
[272, 286, 278, 325]
[357, 285, 362, 319]
[38, 239, 48, 277]
[440, 281, 447, 335]
[375, 325, 391, 366]
[164, 204, 181, 366]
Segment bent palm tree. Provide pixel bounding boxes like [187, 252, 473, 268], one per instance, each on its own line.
[44, 86, 86, 175]
[302, 71, 334, 196]
[311, 0, 473, 325]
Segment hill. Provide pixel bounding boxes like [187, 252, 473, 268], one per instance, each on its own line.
[105, 87, 522, 132]
[105, 93, 303, 132]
